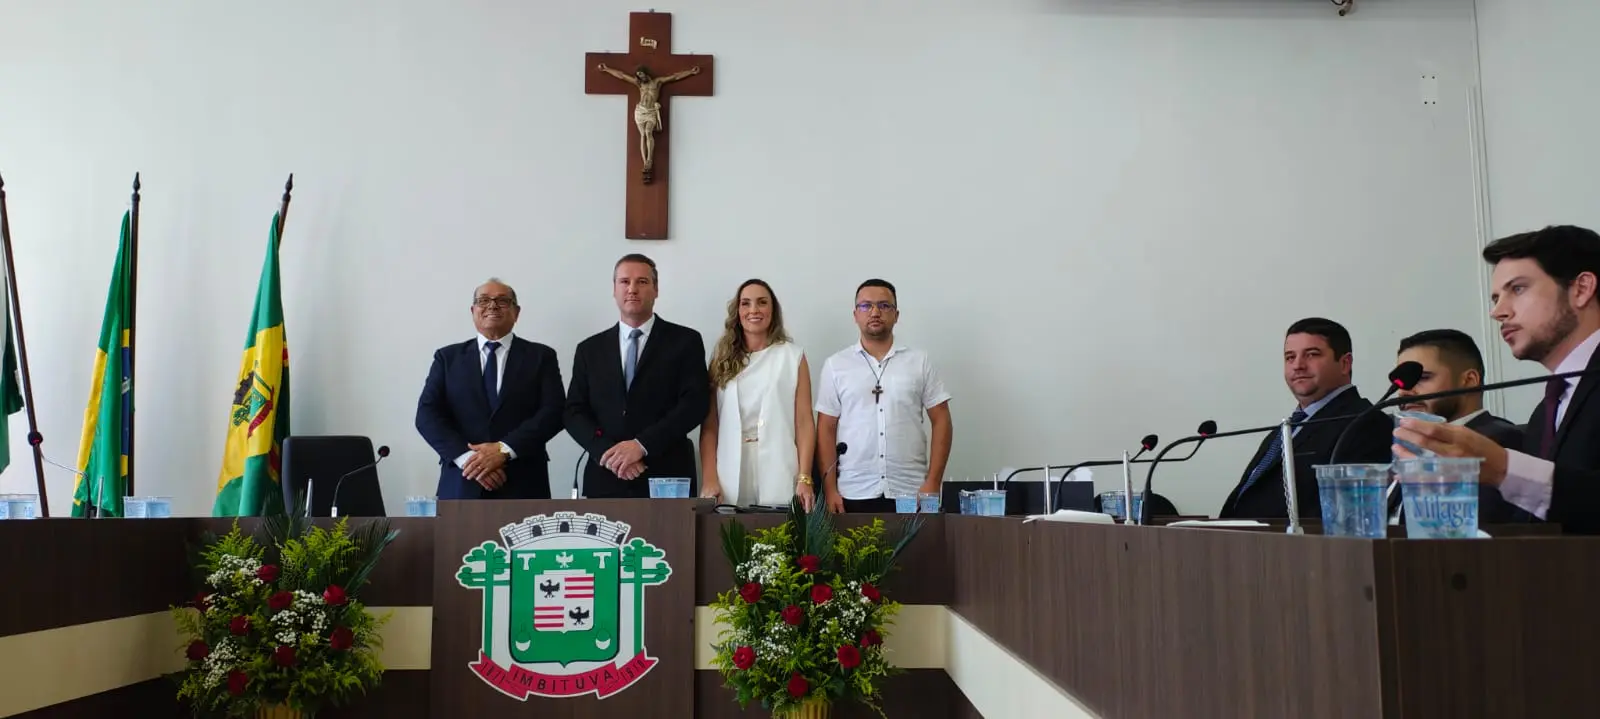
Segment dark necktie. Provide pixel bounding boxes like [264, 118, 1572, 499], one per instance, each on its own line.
[624, 329, 642, 389]
[1239, 408, 1308, 494]
[483, 341, 501, 411]
[1540, 377, 1567, 459]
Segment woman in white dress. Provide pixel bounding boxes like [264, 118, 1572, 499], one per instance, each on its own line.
[699, 280, 816, 508]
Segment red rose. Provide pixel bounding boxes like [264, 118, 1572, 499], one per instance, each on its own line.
[837, 644, 861, 669]
[796, 555, 820, 574]
[329, 626, 354, 650]
[732, 645, 756, 670]
[268, 591, 293, 612]
[186, 640, 210, 661]
[810, 584, 833, 604]
[256, 564, 280, 582]
[229, 615, 250, 636]
[738, 582, 762, 604]
[190, 592, 209, 611]
[227, 670, 248, 696]
[860, 629, 882, 647]
[861, 582, 881, 603]
[274, 645, 297, 667]
[323, 585, 348, 606]
[781, 604, 804, 626]
[786, 672, 809, 698]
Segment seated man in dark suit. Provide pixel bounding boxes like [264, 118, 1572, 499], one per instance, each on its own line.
[415, 278, 567, 500]
[1393, 329, 1525, 522]
[564, 254, 710, 498]
[1219, 318, 1392, 519]
[1397, 226, 1600, 534]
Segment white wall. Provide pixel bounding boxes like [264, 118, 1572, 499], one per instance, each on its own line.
[0, 0, 1484, 518]
[1474, 0, 1600, 420]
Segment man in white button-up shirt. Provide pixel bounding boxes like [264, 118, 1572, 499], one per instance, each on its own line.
[815, 279, 953, 513]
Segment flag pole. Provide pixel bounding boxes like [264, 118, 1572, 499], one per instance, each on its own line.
[0, 173, 51, 517]
[125, 173, 141, 498]
[277, 174, 293, 241]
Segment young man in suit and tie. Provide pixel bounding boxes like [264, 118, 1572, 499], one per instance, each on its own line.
[1397, 225, 1600, 535]
[1392, 329, 1525, 522]
[1219, 318, 1392, 519]
[564, 254, 710, 498]
[415, 279, 567, 500]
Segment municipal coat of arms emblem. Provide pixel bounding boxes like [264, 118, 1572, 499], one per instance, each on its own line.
[455, 511, 671, 700]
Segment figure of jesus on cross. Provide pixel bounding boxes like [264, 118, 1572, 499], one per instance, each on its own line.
[596, 63, 701, 184]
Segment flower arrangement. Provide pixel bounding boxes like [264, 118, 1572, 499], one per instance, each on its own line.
[710, 499, 924, 718]
[170, 512, 398, 718]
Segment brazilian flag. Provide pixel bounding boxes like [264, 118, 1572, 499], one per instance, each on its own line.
[72, 212, 134, 517]
[212, 213, 289, 517]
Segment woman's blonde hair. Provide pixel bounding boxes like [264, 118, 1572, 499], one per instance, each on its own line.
[709, 279, 790, 388]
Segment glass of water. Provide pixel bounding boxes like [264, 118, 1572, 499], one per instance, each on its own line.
[1396, 457, 1482, 539]
[1313, 464, 1390, 538]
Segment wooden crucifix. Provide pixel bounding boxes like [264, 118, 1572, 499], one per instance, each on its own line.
[586, 11, 714, 240]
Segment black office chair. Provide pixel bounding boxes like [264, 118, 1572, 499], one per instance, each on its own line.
[281, 435, 387, 517]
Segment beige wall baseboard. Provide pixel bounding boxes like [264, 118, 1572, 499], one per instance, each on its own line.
[0, 605, 1093, 718]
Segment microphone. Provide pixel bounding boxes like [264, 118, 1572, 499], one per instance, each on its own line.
[1136, 420, 1225, 525]
[329, 445, 389, 518]
[572, 450, 588, 499]
[1327, 362, 1424, 463]
[1048, 433, 1160, 511]
[822, 442, 848, 479]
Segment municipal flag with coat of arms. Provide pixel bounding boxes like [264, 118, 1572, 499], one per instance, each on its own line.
[212, 213, 289, 517]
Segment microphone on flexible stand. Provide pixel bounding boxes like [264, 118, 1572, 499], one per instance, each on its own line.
[572, 450, 588, 499]
[1001, 434, 1208, 516]
[1136, 420, 1220, 525]
[1326, 361, 1424, 464]
[1046, 433, 1159, 514]
[330, 445, 389, 518]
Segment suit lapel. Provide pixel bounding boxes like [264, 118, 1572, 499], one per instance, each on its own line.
[1554, 351, 1600, 452]
[603, 325, 628, 398]
[492, 339, 526, 418]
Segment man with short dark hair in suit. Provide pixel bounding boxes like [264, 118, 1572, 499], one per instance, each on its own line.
[1219, 318, 1392, 519]
[1393, 329, 1525, 522]
[1397, 225, 1600, 534]
[415, 278, 566, 500]
[565, 254, 710, 498]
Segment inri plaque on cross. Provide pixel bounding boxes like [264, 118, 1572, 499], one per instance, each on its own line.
[586, 11, 714, 240]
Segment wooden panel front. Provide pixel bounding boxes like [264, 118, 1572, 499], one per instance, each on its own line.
[17, 671, 429, 718]
[429, 499, 698, 717]
[695, 513, 951, 605]
[1384, 538, 1600, 718]
[694, 668, 975, 718]
[948, 517, 1388, 718]
[0, 519, 194, 637]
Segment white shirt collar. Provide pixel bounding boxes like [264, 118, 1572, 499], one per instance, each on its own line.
[620, 315, 657, 339]
[855, 340, 901, 362]
[477, 332, 513, 351]
[1554, 327, 1600, 377]
[1451, 408, 1488, 426]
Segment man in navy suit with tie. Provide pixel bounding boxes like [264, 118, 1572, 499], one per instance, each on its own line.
[565, 254, 709, 498]
[416, 278, 566, 499]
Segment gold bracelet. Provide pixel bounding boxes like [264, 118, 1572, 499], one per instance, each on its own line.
[796, 473, 813, 486]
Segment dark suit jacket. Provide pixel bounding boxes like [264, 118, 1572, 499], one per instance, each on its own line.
[1219, 387, 1391, 519]
[1520, 348, 1600, 535]
[564, 317, 709, 498]
[415, 336, 565, 500]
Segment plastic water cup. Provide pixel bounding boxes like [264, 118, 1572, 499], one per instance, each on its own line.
[0, 494, 38, 520]
[123, 496, 149, 518]
[959, 490, 974, 515]
[1314, 464, 1390, 538]
[975, 489, 1007, 516]
[1396, 457, 1482, 539]
[917, 492, 941, 514]
[405, 496, 426, 517]
[648, 477, 691, 499]
[424, 497, 438, 516]
[891, 493, 918, 513]
[147, 497, 172, 518]
[1394, 410, 1445, 458]
[1098, 491, 1142, 521]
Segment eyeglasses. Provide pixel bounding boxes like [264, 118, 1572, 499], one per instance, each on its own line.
[474, 297, 515, 309]
[855, 301, 896, 313]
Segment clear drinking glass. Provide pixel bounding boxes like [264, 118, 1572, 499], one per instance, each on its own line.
[1313, 464, 1390, 538]
[1396, 457, 1482, 539]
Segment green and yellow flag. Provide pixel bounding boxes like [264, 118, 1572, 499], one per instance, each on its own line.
[0, 227, 27, 474]
[72, 212, 134, 517]
[212, 213, 289, 517]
